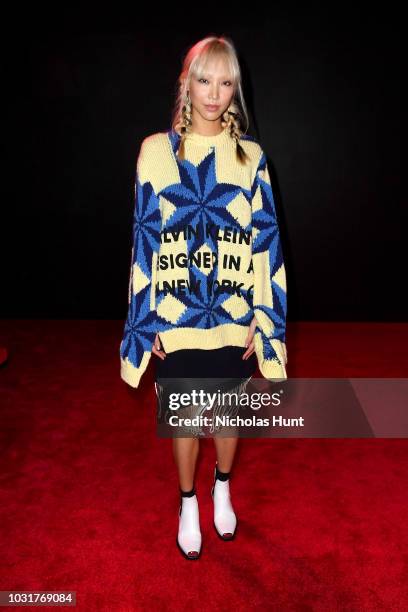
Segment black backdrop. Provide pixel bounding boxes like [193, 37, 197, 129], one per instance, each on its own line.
[3, 7, 405, 320]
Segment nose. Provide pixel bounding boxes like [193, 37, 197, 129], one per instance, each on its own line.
[209, 85, 219, 101]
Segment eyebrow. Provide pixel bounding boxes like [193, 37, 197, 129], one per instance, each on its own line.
[201, 73, 233, 80]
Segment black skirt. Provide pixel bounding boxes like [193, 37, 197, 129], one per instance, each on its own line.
[153, 346, 257, 437]
[154, 346, 257, 380]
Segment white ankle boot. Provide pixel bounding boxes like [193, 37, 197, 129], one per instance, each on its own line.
[177, 494, 202, 559]
[211, 468, 237, 540]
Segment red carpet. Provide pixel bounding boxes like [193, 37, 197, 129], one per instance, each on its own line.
[0, 321, 407, 610]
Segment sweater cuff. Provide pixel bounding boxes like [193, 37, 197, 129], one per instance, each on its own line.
[253, 331, 288, 381]
[120, 350, 153, 389]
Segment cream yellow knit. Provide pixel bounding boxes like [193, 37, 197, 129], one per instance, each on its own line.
[120, 125, 287, 388]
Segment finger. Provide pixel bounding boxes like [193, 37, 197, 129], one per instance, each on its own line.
[242, 342, 255, 359]
[152, 346, 166, 360]
[155, 335, 165, 354]
[247, 330, 255, 343]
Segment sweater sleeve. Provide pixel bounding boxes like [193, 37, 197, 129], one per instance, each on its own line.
[251, 148, 288, 380]
[119, 139, 162, 388]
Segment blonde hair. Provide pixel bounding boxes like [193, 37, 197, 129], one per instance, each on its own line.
[171, 35, 250, 165]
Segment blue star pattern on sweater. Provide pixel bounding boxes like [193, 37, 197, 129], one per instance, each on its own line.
[158, 150, 250, 254]
[120, 177, 161, 368]
[251, 152, 287, 348]
[133, 180, 161, 272]
[155, 145, 254, 329]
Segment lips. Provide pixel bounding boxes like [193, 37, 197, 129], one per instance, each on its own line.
[205, 105, 219, 111]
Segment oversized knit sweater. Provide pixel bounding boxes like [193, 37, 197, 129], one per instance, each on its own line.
[119, 125, 288, 388]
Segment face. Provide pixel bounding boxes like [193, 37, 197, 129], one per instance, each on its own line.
[187, 56, 235, 129]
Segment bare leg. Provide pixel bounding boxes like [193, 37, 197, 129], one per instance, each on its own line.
[213, 436, 239, 472]
[173, 437, 200, 491]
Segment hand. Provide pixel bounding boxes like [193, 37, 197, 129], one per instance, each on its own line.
[242, 316, 258, 360]
[152, 333, 166, 360]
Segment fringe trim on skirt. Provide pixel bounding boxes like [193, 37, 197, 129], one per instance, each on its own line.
[154, 376, 253, 437]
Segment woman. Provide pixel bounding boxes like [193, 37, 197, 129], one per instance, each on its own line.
[119, 35, 288, 560]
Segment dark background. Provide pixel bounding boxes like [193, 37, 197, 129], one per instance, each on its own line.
[3, 7, 406, 320]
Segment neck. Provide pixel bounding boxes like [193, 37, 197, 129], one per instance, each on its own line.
[190, 112, 223, 137]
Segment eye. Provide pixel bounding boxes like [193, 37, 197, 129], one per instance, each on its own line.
[198, 78, 232, 86]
